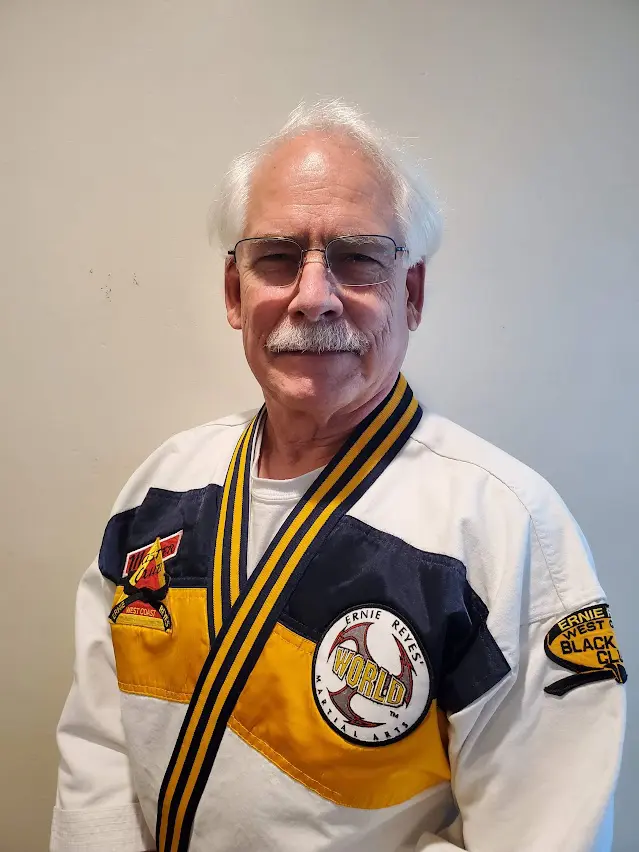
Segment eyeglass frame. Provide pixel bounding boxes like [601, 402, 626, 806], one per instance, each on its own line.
[227, 234, 410, 287]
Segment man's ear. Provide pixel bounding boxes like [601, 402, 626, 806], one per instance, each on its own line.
[405, 260, 425, 331]
[224, 256, 242, 330]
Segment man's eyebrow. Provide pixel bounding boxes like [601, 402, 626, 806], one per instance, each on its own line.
[244, 232, 310, 246]
[244, 230, 297, 239]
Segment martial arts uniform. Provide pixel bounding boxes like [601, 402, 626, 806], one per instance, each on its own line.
[51, 378, 626, 852]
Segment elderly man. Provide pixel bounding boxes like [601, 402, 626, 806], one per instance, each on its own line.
[52, 101, 625, 852]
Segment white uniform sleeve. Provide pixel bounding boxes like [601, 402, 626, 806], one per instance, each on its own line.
[50, 559, 155, 852]
[428, 612, 624, 852]
[416, 495, 626, 851]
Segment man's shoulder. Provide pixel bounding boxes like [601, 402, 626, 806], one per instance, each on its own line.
[411, 410, 570, 524]
[148, 407, 258, 464]
[110, 409, 258, 515]
[407, 411, 600, 618]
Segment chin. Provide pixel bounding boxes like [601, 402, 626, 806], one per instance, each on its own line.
[266, 353, 364, 409]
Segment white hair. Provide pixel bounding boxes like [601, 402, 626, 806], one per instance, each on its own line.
[211, 99, 443, 264]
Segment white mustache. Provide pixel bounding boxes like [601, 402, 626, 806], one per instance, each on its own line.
[266, 318, 370, 355]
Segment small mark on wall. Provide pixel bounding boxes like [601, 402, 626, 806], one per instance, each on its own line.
[93, 270, 112, 301]
[91, 268, 140, 300]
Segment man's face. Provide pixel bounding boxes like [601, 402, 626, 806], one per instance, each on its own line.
[224, 132, 425, 418]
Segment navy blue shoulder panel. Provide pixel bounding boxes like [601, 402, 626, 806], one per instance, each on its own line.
[98, 485, 221, 588]
[280, 514, 511, 715]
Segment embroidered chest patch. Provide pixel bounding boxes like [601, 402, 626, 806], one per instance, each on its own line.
[109, 531, 182, 632]
[544, 603, 627, 696]
[312, 605, 433, 746]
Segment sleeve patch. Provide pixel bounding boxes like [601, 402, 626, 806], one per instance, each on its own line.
[544, 603, 627, 697]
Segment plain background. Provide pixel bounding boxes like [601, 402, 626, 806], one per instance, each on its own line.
[1, 1, 637, 850]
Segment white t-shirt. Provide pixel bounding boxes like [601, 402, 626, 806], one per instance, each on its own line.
[247, 433, 324, 577]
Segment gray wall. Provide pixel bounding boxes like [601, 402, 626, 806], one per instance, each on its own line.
[1, 1, 636, 849]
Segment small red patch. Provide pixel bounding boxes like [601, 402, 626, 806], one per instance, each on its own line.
[123, 531, 182, 585]
[109, 533, 180, 632]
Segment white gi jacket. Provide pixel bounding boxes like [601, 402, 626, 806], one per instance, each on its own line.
[51, 408, 626, 852]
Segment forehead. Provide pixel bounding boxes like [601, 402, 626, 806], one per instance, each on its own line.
[244, 132, 399, 242]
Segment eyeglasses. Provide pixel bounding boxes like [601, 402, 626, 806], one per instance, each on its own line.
[228, 235, 408, 288]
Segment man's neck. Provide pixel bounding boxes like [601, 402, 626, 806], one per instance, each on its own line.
[257, 382, 395, 480]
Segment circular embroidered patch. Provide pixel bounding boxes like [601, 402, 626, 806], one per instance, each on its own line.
[312, 605, 432, 746]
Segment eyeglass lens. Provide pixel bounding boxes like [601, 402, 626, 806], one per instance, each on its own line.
[234, 236, 397, 287]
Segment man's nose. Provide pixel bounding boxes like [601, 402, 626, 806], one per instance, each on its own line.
[287, 252, 344, 322]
